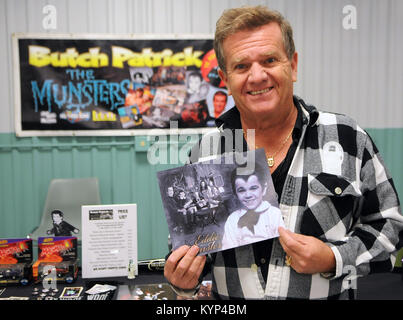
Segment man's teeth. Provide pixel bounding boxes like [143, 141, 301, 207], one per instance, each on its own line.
[249, 87, 273, 95]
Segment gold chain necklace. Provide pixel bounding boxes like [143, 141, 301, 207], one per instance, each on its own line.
[243, 128, 293, 168]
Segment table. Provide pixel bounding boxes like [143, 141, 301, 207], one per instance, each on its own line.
[1, 268, 402, 300]
[0, 267, 167, 300]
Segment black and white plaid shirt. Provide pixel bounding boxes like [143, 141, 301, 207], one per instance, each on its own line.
[188, 96, 403, 300]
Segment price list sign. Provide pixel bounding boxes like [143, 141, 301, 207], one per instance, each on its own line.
[81, 204, 137, 278]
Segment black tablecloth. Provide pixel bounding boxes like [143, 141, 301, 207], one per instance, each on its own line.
[1, 268, 402, 300]
[0, 267, 166, 300]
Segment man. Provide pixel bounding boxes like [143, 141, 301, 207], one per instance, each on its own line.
[164, 6, 403, 299]
[212, 91, 228, 118]
[222, 164, 283, 250]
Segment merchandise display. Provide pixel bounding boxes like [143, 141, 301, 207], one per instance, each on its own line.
[30, 286, 60, 300]
[116, 281, 213, 300]
[59, 287, 83, 300]
[83, 281, 119, 300]
[37, 261, 78, 284]
[0, 238, 33, 286]
[32, 236, 79, 284]
[128, 259, 136, 279]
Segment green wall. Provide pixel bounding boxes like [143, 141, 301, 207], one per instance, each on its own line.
[366, 128, 403, 267]
[0, 129, 402, 263]
[366, 128, 403, 196]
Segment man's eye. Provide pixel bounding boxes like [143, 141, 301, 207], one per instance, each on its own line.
[234, 63, 247, 70]
[264, 57, 276, 64]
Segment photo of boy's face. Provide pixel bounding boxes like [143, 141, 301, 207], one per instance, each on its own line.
[234, 175, 267, 210]
[52, 213, 63, 225]
[188, 75, 202, 93]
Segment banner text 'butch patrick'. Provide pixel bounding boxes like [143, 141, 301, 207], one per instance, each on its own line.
[28, 45, 205, 69]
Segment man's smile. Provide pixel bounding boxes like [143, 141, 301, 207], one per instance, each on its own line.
[247, 86, 274, 96]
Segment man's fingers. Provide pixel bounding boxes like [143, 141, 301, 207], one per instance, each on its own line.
[164, 245, 190, 276]
[278, 227, 299, 247]
[168, 245, 191, 262]
[164, 245, 206, 289]
[278, 227, 306, 256]
[188, 255, 207, 284]
[166, 245, 200, 280]
[176, 245, 200, 277]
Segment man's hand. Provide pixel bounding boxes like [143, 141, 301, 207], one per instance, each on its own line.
[164, 245, 206, 290]
[278, 227, 336, 274]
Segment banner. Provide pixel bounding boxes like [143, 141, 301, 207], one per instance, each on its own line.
[13, 34, 234, 136]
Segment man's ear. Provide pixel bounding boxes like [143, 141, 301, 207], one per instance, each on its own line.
[218, 68, 231, 96]
[291, 52, 298, 83]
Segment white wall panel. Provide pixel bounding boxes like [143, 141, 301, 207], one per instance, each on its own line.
[1, 0, 402, 133]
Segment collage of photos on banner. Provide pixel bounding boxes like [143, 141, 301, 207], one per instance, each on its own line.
[157, 149, 285, 255]
[118, 60, 235, 130]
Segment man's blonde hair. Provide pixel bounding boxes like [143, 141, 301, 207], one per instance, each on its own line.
[214, 5, 295, 72]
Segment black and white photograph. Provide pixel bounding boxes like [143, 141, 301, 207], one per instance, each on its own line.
[46, 209, 80, 237]
[157, 149, 285, 255]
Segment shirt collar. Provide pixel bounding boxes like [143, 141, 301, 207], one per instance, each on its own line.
[215, 95, 316, 133]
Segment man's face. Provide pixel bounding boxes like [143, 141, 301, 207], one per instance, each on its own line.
[234, 175, 266, 210]
[213, 94, 227, 114]
[218, 23, 298, 119]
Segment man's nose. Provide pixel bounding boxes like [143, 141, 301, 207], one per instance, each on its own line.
[248, 63, 268, 82]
